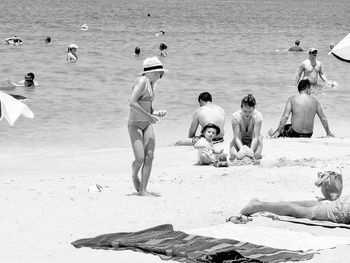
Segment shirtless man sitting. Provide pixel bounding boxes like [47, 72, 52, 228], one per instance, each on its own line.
[188, 92, 225, 143]
[295, 48, 333, 87]
[270, 79, 334, 138]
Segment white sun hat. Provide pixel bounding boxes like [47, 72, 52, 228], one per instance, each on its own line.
[141, 56, 168, 74]
[68, 43, 78, 49]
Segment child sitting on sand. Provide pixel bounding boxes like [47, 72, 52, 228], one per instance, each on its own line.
[194, 123, 224, 165]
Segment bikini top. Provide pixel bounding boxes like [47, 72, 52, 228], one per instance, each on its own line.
[138, 76, 155, 102]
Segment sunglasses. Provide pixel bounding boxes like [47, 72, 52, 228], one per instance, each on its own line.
[310, 51, 317, 55]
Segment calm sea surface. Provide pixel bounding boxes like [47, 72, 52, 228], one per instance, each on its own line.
[0, 0, 350, 153]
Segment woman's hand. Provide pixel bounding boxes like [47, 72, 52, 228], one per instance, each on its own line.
[153, 110, 167, 118]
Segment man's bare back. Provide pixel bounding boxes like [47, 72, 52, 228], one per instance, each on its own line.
[271, 79, 334, 138]
[290, 93, 318, 133]
[190, 103, 225, 139]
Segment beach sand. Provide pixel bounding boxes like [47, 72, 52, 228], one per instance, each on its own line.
[2, 137, 350, 262]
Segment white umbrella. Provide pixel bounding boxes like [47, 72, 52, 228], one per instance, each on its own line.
[329, 33, 350, 63]
[0, 91, 34, 125]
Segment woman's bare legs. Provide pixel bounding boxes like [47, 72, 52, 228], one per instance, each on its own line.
[128, 125, 144, 192]
[139, 125, 155, 196]
[240, 199, 317, 219]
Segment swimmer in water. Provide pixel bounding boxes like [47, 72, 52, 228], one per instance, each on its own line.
[155, 30, 165, 37]
[45, 36, 51, 44]
[135, 46, 141, 56]
[7, 72, 38, 88]
[159, 43, 168, 57]
[288, 39, 303, 52]
[67, 44, 78, 62]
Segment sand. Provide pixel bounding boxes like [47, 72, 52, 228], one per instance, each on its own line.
[2, 137, 350, 262]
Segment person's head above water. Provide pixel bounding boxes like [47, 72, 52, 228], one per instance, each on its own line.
[308, 48, 318, 56]
[25, 72, 35, 80]
[45, 36, 51, 43]
[135, 46, 140, 55]
[197, 92, 212, 106]
[298, 79, 311, 93]
[159, 43, 167, 51]
[68, 43, 78, 52]
[295, 39, 300, 46]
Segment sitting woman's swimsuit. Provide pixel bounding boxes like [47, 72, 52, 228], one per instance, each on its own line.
[231, 110, 263, 146]
[128, 76, 155, 131]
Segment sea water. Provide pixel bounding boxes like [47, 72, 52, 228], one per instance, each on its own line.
[0, 0, 350, 153]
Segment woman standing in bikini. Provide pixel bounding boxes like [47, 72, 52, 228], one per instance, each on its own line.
[128, 57, 167, 196]
[229, 94, 263, 160]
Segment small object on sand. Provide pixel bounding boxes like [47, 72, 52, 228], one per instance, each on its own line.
[226, 215, 252, 224]
[88, 184, 103, 192]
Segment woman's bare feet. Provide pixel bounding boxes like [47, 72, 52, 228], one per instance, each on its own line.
[240, 198, 260, 216]
[138, 190, 160, 197]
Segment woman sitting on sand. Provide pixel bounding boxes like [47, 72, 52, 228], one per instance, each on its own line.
[229, 94, 263, 160]
[128, 57, 167, 196]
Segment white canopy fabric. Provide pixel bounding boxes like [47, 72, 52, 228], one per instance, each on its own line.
[329, 33, 350, 63]
[0, 91, 34, 125]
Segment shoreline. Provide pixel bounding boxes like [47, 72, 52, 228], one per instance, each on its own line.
[2, 137, 350, 262]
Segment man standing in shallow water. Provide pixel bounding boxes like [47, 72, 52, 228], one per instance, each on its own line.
[270, 79, 334, 138]
[295, 48, 332, 87]
[188, 92, 225, 142]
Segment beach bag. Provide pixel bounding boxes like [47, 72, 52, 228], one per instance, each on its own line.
[315, 171, 343, 201]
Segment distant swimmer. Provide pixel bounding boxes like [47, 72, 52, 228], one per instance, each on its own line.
[45, 36, 51, 44]
[7, 72, 38, 88]
[135, 46, 141, 56]
[81, 23, 88, 30]
[329, 42, 335, 50]
[67, 43, 78, 62]
[155, 30, 165, 37]
[295, 48, 335, 87]
[269, 79, 334, 138]
[159, 43, 168, 57]
[5, 36, 23, 46]
[288, 39, 303, 52]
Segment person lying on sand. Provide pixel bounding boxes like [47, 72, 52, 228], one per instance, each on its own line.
[269, 79, 334, 138]
[194, 123, 224, 165]
[240, 195, 350, 224]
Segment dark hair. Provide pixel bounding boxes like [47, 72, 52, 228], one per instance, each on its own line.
[298, 79, 311, 92]
[135, 47, 140, 55]
[159, 43, 167, 51]
[45, 36, 51, 43]
[241, 94, 256, 108]
[198, 92, 212, 103]
[26, 72, 35, 80]
[295, 39, 300, 45]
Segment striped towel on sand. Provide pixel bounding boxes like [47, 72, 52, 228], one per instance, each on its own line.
[72, 224, 315, 262]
